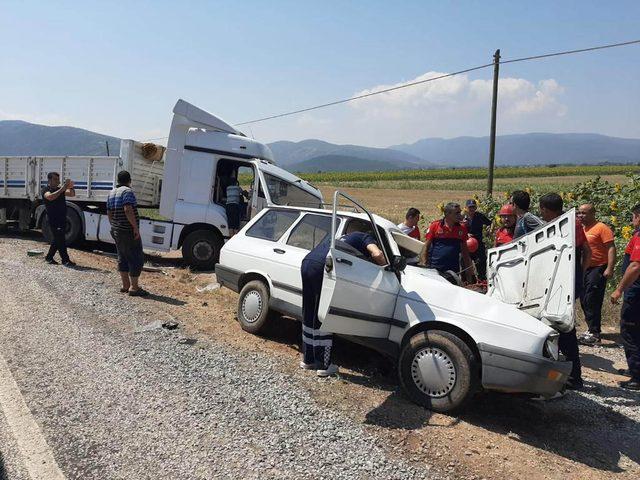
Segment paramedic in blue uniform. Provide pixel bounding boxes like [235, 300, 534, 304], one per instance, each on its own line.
[610, 204, 640, 391]
[300, 230, 386, 377]
[420, 202, 475, 284]
[42, 171, 76, 266]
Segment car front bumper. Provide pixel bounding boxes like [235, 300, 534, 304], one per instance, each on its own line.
[478, 343, 572, 397]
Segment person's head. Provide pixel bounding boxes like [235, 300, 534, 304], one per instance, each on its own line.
[498, 204, 516, 229]
[47, 171, 60, 187]
[510, 190, 531, 214]
[577, 203, 597, 227]
[405, 207, 420, 227]
[538, 193, 563, 222]
[117, 170, 132, 187]
[443, 202, 462, 224]
[632, 204, 640, 229]
[465, 199, 478, 216]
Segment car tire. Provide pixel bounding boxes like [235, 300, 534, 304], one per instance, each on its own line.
[182, 230, 223, 270]
[41, 210, 83, 246]
[398, 330, 479, 413]
[237, 280, 271, 334]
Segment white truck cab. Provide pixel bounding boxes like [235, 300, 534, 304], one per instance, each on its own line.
[216, 191, 575, 413]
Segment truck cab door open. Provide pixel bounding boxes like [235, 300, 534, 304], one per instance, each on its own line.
[486, 210, 576, 332]
[317, 191, 401, 338]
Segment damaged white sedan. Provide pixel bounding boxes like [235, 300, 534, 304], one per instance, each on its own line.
[216, 191, 574, 412]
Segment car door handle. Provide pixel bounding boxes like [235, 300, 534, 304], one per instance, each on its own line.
[273, 248, 286, 254]
[336, 257, 352, 266]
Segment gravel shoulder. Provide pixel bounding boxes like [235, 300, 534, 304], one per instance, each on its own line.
[1, 234, 639, 479]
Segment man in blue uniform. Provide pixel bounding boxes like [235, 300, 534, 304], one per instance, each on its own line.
[42, 172, 76, 266]
[611, 204, 640, 390]
[463, 199, 492, 280]
[300, 230, 385, 377]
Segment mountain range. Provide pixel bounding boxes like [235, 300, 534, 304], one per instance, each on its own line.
[1, 120, 639, 171]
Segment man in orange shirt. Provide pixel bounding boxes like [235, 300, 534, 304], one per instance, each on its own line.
[577, 204, 616, 345]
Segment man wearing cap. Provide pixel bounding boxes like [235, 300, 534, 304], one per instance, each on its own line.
[463, 199, 492, 280]
[494, 204, 516, 247]
[420, 202, 475, 283]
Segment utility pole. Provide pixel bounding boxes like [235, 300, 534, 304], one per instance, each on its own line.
[487, 49, 500, 196]
[105, 141, 110, 156]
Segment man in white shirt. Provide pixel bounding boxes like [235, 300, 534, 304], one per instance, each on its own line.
[397, 207, 421, 240]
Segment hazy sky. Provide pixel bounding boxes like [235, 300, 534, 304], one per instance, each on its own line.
[1, 0, 639, 147]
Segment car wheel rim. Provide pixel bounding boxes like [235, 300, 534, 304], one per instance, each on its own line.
[193, 240, 213, 261]
[411, 347, 456, 398]
[242, 291, 263, 323]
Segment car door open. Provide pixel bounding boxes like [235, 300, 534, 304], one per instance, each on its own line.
[317, 191, 401, 338]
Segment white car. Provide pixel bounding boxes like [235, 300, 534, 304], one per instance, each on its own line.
[216, 191, 575, 412]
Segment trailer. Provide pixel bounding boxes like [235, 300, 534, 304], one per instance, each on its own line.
[0, 100, 323, 269]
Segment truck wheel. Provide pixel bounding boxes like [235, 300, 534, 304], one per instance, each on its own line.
[182, 230, 223, 270]
[41, 210, 83, 246]
[237, 280, 271, 334]
[398, 330, 479, 413]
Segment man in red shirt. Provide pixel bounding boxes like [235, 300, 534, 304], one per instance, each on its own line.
[611, 204, 640, 390]
[494, 204, 516, 247]
[539, 193, 591, 390]
[420, 202, 475, 283]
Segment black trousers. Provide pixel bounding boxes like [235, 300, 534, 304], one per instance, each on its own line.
[621, 294, 640, 381]
[471, 243, 487, 280]
[46, 223, 70, 263]
[580, 265, 607, 335]
[559, 328, 582, 382]
[301, 258, 333, 369]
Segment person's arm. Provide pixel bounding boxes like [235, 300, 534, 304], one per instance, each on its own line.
[481, 213, 492, 226]
[123, 205, 140, 240]
[581, 242, 591, 273]
[604, 241, 616, 279]
[460, 241, 475, 283]
[44, 179, 72, 201]
[611, 261, 640, 304]
[419, 238, 431, 266]
[366, 243, 386, 266]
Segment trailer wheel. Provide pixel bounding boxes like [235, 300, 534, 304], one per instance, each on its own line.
[41, 210, 83, 246]
[237, 280, 271, 334]
[182, 230, 223, 270]
[398, 330, 479, 413]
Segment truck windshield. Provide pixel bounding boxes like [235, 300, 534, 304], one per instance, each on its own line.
[263, 173, 321, 208]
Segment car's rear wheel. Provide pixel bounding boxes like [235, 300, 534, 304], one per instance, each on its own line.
[398, 330, 479, 413]
[237, 280, 271, 334]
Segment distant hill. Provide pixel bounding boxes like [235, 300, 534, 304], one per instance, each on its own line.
[268, 138, 434, 171]
[390, 133, 640, 168]
[285, 154, 419, 173]
[0, 120, 120, 156]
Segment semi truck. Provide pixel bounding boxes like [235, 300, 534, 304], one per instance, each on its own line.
[0, 100, 323, 269]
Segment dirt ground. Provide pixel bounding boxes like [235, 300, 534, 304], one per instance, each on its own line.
[19, 233, 631, 480]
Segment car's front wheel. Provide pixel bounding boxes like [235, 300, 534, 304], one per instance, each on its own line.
[237, 280, 271, 334]
[398, 330, 479, 413]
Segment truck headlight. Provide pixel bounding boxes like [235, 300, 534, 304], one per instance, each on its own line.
[543, 333, 559, 361]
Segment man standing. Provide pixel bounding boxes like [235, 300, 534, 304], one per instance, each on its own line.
[494, 204, 516, 247]
[397, 207, 421, 240]
[107, 171, 148, 296]
[420, 202, 475, 283]
[539, 193, 591, 390]
[42, 172, 76, 266]
[577, 204, 616, 345]
[511, 190, 544, 239]
[463, 199, 492, 280]
[301, 231, 385, 377]
[610, 204, 640, 391]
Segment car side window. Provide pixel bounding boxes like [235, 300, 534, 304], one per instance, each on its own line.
[286, 214, 340, 251]
[246, 210, 300, 241]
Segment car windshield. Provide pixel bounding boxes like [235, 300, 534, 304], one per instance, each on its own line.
[263, 173, 321, 208]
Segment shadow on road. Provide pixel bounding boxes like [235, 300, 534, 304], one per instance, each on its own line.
[0, 452, 8, 480]
[143, 292, 187, 306]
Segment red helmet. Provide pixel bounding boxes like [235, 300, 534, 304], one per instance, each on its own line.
[466, 237, 479, 253]
[498, 204, 515, 216]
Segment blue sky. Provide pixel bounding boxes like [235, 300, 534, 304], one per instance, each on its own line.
[1, 0, 639, 146]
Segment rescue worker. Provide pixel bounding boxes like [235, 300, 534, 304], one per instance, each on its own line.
[511, 190, 544, 239]
[539, 193, 591, 390]
[42, 171, 76, 266]
[301, 230, 385, 377]
[420, 202, 475, 284]
[610, 204, 640, 390]
[463, 199, 492, 280]
[577, 203, 616, 345]
[494, 204, 516, 247]
[397, 207, 421, 240]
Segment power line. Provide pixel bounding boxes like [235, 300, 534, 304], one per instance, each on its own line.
[235, 38, 640, 127]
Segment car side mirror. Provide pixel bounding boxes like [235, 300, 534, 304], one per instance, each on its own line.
[390, 255, 406, 272]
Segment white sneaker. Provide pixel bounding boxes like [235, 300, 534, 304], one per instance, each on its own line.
[300, 361, 320, 370]
[317, 364, 339, 377]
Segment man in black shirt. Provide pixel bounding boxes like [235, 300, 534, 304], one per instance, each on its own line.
[463, 199, 492, 280]
[42, 172, 76, 266]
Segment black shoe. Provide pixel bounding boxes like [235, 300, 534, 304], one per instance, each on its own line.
[62, 260, 76, 267]
[619, 379, 640, 391]
[566, 377, 584, 390]
[45, 258, 59, 265]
